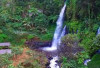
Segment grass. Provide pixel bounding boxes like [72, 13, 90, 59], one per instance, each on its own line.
[0, 46, 47, 68]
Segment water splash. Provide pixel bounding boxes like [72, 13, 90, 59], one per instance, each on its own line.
[49, 56, 59, 68]
[84, 59, 91, 66]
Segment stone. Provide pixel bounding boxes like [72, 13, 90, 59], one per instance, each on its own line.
[0, 49, 11, 54]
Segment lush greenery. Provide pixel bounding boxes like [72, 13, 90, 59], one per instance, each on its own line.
[61, 0, 100, 68]
[88, 54, 100, 68]
[0, 0, 63, 43]
[0, 0, 100, 68]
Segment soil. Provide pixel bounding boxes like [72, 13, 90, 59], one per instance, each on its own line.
[12, 48, 30, 66]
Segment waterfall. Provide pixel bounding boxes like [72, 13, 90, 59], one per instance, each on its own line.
[49, 26, 67, 68]
[97, 27, 100, 35]
[58, 25, 66, 45]
[42, 4, 66, 51]
[41, 3, 66, 68]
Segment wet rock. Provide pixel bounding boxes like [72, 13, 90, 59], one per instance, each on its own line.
[21, 62, 32, 67]
[45, 62, 50, 67]
[46, 67, 51, 68]
[48, 57, 53, 60]
[55, 60, 59, 63]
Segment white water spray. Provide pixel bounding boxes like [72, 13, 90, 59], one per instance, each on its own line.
[49, 56, 59, 68]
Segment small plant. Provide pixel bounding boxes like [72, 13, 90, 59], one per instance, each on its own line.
[8, 64, 15, 68]
[11, 46, 23, 55]
[0, 33, 8, 42]
[40, 32, 53, 41]
[21, 39, 26, 44]
[27, 34, 35, 40]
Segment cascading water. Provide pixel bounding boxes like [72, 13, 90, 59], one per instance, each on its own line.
[58, 25, 66, 45]
[41, 3, 66, 68]
[42, 4, 66, 51]
[49, 26, 67, 68]
[49, 56, 59, 68]
[97, 27, 100, 35]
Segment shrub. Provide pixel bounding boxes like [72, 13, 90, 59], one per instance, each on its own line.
[0, 33, 8, 42]
[89, 34, 100, 54]
[88, 54, 100, 68]
[61, 57, 87, 68]
[27, 34, 35, 40]
[59, 34, 81, 59]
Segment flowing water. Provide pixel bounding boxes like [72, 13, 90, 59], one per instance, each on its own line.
[97, 27, 100, 35]
[58, 25, 66, 45]
[48, 26, 66, 68]
[42, 3, 66, 68]
[42, 4, 66, 51]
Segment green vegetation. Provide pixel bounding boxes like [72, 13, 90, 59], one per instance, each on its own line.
[88, 54, 100, 68]
[0, 0, 63, 43]
[60, 0, 100, 67]
[0, 0, 100, 68]
[0, 47, 47, 68]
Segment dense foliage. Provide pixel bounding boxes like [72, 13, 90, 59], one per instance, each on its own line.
[0, 0, 63, 43]
[65, 0, 100, 56]
[61, 0, 100, 68]
[0, 0, 100, 68]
